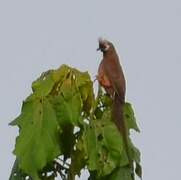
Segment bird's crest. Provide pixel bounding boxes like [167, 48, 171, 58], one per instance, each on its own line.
[98, 38, 110, 52]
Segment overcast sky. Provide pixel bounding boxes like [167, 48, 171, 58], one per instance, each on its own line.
[0, 0, 181, 179]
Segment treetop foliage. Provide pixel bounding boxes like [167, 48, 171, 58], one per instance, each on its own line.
[9, 65, 142, 180]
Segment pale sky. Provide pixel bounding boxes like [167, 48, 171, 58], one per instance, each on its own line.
[0, 0, 181, 179]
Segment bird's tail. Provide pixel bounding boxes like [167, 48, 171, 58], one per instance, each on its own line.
[112, 94, 126, 135]
[112, 94, 134, 179]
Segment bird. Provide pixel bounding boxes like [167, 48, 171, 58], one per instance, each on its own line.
[97, 38, 134, 178]
[97, 38, 126, 132]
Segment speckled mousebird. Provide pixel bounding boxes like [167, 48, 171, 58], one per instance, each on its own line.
[97, 38, 134, 178]
[97, 38, 126, 131]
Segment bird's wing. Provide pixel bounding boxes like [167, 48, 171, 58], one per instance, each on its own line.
[103, 56, 126, 102]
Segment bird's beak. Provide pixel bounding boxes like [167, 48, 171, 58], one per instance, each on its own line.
[97, 47, 101, 51]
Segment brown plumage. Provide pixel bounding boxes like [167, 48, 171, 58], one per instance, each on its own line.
[97, 39, 133, 176]
[97, 38, 126, 132]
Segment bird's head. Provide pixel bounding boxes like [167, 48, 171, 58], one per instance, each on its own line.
[97, 38, 113, 53]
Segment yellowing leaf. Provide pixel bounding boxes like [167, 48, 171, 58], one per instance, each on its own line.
[60, 77, 78, 100]
[52, 64, 71, 83]
[72, 69, 91, 87]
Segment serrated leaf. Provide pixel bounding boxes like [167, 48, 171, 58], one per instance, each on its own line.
[13, 98, 61, 179]
[124, 103, 140, 132]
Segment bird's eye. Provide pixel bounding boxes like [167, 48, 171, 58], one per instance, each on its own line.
[104, 44, 110, 51]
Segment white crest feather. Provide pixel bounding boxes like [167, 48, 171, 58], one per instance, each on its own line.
[98, 37, 110, 51]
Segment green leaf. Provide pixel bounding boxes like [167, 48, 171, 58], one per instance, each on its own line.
[124, 103, 140, 132]
[102, 121, 123, 155]
[98, 110, 125, 176]
[84, 109, 126, 177]
[84, 124, 99, 171]
[9, 95, 35, 127]
[51, 68, 86, 125]
[52, 93, 82, 125]
[32, 70, 54, 96]
[31, 65, 72, 97]
[13, 97, 61, 179]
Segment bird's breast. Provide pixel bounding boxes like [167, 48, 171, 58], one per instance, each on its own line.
[97, 60, 112, 88]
